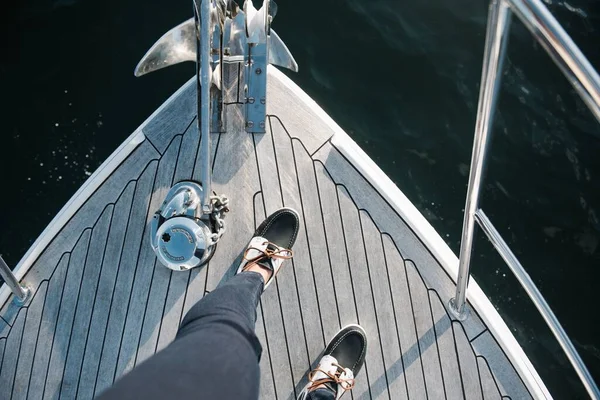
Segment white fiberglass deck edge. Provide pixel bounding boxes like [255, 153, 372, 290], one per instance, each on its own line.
[0, 77, 196, 310]
[266, 66, 552, 399]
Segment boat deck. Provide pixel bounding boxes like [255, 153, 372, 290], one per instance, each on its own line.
[0, 68, 531, 399]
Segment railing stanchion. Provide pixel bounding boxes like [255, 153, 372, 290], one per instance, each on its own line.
[449, 0, 512, 320]
[451, 0, 600, 394]
[196, 0, 213, 215]
[0, 256, 30, 304]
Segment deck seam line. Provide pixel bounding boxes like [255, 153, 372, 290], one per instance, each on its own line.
[476, 355, 504, 397]
[334, 185, 372, 398]
[0, 337, 6, 372]
[9, 305, 29, 397]
[145, 137, 162, 156]
[149, 133, 185, 358]
[148, 258, 168, 357]
[201, 122, 222, 302]
[75, 182, 137, 398]
[380, 234, 410, 398]
[151, 126, 184, 352]
[69, 205, 116, 397]
[289, 134, 345, 337]
[311, 160, 342, 329]
[427, 289, 449, 400]
[180, 116, 209, 328]
[254, 127, 294, 398]
[289, 136, 327, 347]
[146, 116, 195, 156]
[189, 116, 201, 176]
[475, 352, 486, 399]
[464, 323, 486, 398]
[14, 279, 51, 398]
[0, 301, 28, 335]
[58, 208, 107, 398]
[251, 135, 268, 219]
[455, 322, 489, 399]
[42, 231, 91, 399]
[236, 63, 242, 103]
[258, 299, 278, 399]
[0, 337, 6, 388]
[201, 263, 210, 305]
[107, 158, 162, 386]
[358, 211, 392, 400]
[124, 135, 182, 373]
[469, 329, 488, 344]
[308, 136, 333, 158]
[1, 310, 21, 397]
[253, 190, 279, 400]
[38, 254, 71, 398]
[42, 242, 82, 399]
[177, 271, 194, 328]
[1, 323, 11, 387]
[91, 174, 149, 396]
[191, 125, 225, 306]
[475, 330, 529, 392]
[430, 289, 466, 400]
[450, 321, 468, 399]
[211, 132, 222, 172]
[404, 260, 430, 399]
[269, 115, 311, 388]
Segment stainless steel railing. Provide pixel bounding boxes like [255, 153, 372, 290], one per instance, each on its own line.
[449, 0, 600, 398]
[0, 256, 30, 304]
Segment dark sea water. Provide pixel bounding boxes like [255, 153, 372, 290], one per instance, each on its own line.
[1, 0, 599, 397]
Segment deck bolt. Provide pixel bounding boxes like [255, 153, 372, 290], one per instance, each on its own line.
[246, 121, 254, 128]
[256, 68, 262, 75]
[260, 97, 266, 105]
[259, 121, 265, 129]
[248, 97, 255, 104]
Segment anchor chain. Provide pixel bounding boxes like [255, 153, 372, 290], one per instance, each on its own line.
[208, 194, 230, 245]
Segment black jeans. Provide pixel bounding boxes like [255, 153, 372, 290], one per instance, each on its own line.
[98, 272, 333, 400]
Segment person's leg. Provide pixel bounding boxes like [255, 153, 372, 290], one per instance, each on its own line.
[97, 271, 264, 400]
[97, 207, 300, 400]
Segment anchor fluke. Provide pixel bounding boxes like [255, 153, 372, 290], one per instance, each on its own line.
[134, 19, 197, 77]
[270, 30, 298, 73]
[134, 15, 297, 77]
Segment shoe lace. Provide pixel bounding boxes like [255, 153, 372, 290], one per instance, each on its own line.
[307, 362, 355, 392]
[242, 241, 293, 273]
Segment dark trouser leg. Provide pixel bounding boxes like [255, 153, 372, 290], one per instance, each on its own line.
[97, 272, 264, 400]
[307, 388, 336, 400]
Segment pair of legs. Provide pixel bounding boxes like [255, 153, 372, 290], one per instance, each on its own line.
[98, 208, 366, 400]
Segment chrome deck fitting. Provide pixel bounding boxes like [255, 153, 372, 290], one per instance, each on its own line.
[150, 181, 227, 271]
